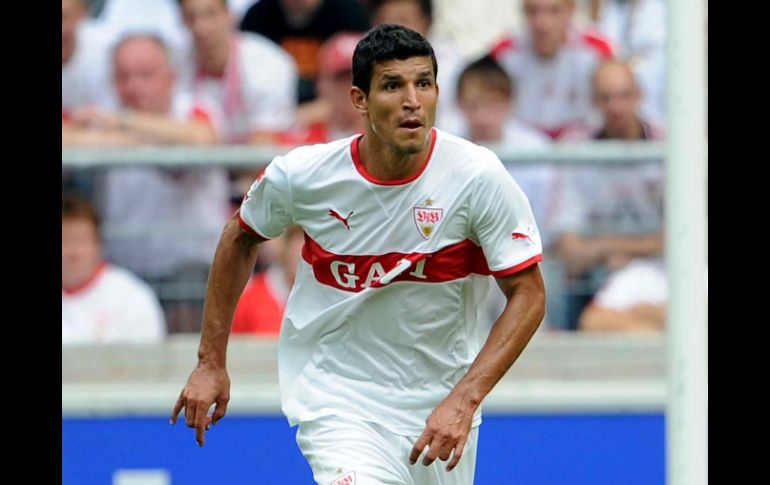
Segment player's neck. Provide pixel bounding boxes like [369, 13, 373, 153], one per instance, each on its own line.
[358, 130, 433, 182]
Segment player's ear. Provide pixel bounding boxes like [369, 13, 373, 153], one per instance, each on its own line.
[350, 86, 368, 115]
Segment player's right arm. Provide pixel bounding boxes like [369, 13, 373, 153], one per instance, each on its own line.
[170, 210, 266, 447]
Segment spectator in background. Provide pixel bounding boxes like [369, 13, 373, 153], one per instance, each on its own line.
[370, 0, 466, 134]
[491, 0, 613, 139]
[64, 35, 231, 333]
[561, 59, 664, 141]
[588, 0, 666, 125]
[455, 55, 556, 248]
[62, 193, 166, 345]
[579, 259, 707, 333]
[578, 257, 666, 332]
[231, 225, 305, 336]
[277, 32, 365, 145]
[62, 0, 118, 119]
[550, 60, 664, 330]
[239, 0, 370, 124]
[62, 35, 219, 146]
[177, 0, 299, 144]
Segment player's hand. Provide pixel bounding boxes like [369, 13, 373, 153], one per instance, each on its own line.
[409, 394, 475, 472]
[170, 362, 231, 447]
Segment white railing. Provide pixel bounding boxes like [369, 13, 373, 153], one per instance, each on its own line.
[62, 141, 669, 168]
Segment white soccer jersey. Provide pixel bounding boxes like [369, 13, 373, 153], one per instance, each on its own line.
[492, 31, 613, 139]
[179, 32, 298, 143]
[62, 263, 166, 345]
[239, 128, 543, 435]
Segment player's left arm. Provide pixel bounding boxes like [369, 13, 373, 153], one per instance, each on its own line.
[409, 264, 546, 472]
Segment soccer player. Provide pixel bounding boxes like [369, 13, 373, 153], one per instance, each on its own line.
[171, 24, 546, 485]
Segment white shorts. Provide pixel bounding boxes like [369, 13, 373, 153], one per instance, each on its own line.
[295, 415, 479, 485]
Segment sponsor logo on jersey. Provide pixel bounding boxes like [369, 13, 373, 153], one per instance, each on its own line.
[328, 209, 354, 230]
[331, 470, 356, 485]
[511, 224, 535, 245]
[413, 197, 443, 240]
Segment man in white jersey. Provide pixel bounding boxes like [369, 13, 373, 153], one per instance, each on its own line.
[171, 24, 546, 484]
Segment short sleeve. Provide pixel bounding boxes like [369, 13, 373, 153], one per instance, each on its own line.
[239, 155, 293, 239]
[471, 154, 543, 276]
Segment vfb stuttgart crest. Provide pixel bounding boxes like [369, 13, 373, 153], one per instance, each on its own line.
[413, 198, 443, 240]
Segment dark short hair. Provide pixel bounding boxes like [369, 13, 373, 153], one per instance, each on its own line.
[352, 24, 437, 95]
[456, 54, 515, 100]
[62, 193, 101, 232]
[371, 0, 433, 19]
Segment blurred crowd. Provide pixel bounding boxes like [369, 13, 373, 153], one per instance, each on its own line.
[62, 0, 676, 344]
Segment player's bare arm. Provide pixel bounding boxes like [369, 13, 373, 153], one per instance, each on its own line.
[170, 210, 265, 447]
[409, 263, 546, 471]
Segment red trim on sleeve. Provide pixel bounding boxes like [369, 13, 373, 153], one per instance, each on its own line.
[62, 262, 108, 296]
[490, 254, 543, 277]
[351, 128, 437, 186]
[238, 215, 271, 240]
[581, 32, 614, 59]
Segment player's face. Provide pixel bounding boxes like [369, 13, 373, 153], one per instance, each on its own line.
[458, 76, 512, 143]
[181, 0, 232, 51]
[114, 39, 175, 114]
[594, 65, 640, 133]
[356, 56, 438, 156]
[62, 218, 102, 287]
[524, 0, 573, 57]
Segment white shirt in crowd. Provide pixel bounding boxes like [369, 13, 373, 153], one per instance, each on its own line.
[62, 263, 166, 345]
[178, 32, 299, 143]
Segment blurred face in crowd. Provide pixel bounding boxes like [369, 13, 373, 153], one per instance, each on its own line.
[593, 62, 641, 136]
[180, 0, 232, 53]
[524, 0, 574, 58]
[458, 74, 512, 143]
[353, 56, 438, 156]
[62, 0, 87, 64]
[62, 217, 102, 289]
[114, 37, 175, 114]
[373, 0, 431, 37]
[280, 0, 322, 22]
[319, 70, 364, 132]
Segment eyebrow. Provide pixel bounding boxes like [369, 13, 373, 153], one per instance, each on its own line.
[378, 70, 434, 83]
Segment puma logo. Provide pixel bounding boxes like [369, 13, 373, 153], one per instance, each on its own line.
[329, 209, 354, 230]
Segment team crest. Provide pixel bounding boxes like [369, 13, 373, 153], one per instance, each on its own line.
[413, 197, 443, 240]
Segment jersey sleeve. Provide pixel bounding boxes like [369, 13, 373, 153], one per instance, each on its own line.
[239, 155, 294, 239]
[470, 153, 543, 277]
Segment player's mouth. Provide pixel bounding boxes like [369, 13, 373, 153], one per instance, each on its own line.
[398, 118, 423, 133]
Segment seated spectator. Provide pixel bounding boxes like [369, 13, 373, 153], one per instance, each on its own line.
[370, 0, 467, 134]
[588, 0, 666, 124]
[239, 0, 370, 124]
[64, 34, 231, 332]
[491, 0, 613, 139]
[578, 257, 666, 332]
[578, 258, 707, 333]
[276, 32, 365, 145]
[550, 60, 664, 330]
[62, 193, 166, 345]
[232, 225, 305, 336]
[62, 35, 219, 146]
[561, 59, 664, 141]
[177, 0, 299, 144]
